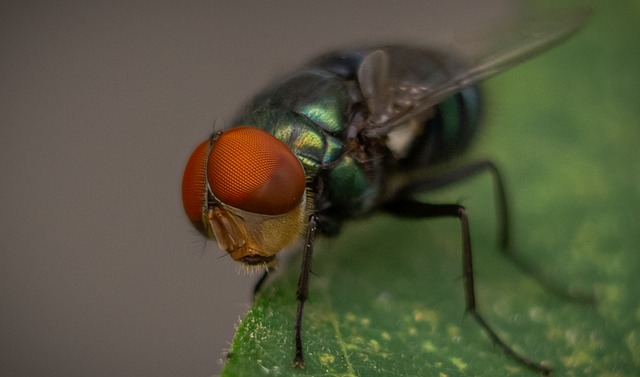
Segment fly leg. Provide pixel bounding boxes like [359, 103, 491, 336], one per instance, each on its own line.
[250, 215, 318, 368]
[397, 160, 509, 246]
[252, 267, 275, 298]
[291, 214, 319, 368]
[383, 198, 553, 375]
[399, 160, 594, 304]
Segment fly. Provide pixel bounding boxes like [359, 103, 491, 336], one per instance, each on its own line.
[181, 7, 591, 375]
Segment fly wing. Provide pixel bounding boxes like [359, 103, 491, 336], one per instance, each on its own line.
[361, 6, 592, 138]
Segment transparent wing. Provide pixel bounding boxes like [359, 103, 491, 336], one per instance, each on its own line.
[360, 6, 592, 137]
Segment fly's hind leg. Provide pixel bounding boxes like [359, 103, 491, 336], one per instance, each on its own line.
[398, 159, 594, 304]
[383, 198, 552, 375]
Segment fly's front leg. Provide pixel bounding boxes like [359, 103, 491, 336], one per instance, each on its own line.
[383, 198, 553, 375]
[252, 266, 275, 298]
[291, 214, 319, 368]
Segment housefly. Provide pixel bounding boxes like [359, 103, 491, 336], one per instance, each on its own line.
[182, 7, 591, 375]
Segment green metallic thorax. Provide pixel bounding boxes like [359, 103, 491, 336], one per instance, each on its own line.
[234, 46, 483, 230]
[236, 69, 382, 219]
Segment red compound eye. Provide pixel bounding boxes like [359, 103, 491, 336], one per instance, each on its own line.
[182, 140, 210, 224]
[207, 126, 306, 215]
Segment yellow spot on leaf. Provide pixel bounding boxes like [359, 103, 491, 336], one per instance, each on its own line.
[319, 353, 335, 365]
[450, 357, 467, 371]
[447, 324, 461, 340]
[413, 308, 438, 325]
[422, 341, 436, 352]
[368, 339, 381, 352]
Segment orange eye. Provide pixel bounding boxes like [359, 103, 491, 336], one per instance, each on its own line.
[208, 126, 306, 215]
[182, 140, 210, 224]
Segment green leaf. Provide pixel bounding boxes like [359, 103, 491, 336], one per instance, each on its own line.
[222, 2, 640, 376]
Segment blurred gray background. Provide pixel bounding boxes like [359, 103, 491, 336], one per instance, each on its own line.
[1, 1, 512, 376]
